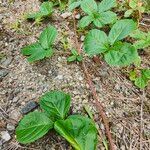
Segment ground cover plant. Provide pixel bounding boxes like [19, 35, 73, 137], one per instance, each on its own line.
[16, 91, 98, 150]
[26, 1, 53, 23]
[21, 25, 57, 62]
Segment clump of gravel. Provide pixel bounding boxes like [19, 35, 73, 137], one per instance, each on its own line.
[0, 0, 150, 150]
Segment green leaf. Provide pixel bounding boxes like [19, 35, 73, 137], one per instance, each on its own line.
[40, 2, 53, 16]
[77, 55, 83, 62]
[84, 29, 109, 56]
[94, 11, 117, 27]
[104, 42, 139, 66]
[21, 42, 53, 62]
[142, 69, 150, 79]
[71, 49, 78, 56]
[54, 115, 98, 150]
[40, 91, 71, 120]
[79, 16, 93, 28]
[81, 0, 97, 15]
[130, 29, 147, 39]
[16, 111, 53, 144]
[108, 19, 137, 45]
[98, 0, 116, 13]
[129, 0, 138, 9]
[39, 25, 57, 49]
[135, 77, 148, 89]
[67, 55, 77, 62]
[68, 1, 82, 11]
[124, 9, 133, 17]
[129, 70, 137, 81]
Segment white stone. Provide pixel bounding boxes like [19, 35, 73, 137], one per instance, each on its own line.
[7, 124, 15, 131]
[75, 14, 81, 19]
[1, 131, 11, 142]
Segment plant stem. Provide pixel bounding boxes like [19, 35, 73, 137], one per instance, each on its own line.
[72, 11, 115, 150]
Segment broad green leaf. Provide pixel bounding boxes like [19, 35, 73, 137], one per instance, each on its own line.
[54, 115, 98, 150]
[40, 91, 71, 120]
[71, 49, 78, 56]
[84, 29, 109, 56]
[67, 55, 77, 62]
[96, 11, 117, 25]
[130, 29, 146, 39]
[79, 16, 93, 28]
[98, 0, 116, 13]
[21, 42, 53, 62]
[16, 111, 53, 144]
[68, 1, 82, 11]
[129, 0, 138, 9]
[104, 42, 139, 66]
[77, 55, 83, 62]
[142, 69, 150, 79]
[39, 25, 57, 49]
[135, 77, 148, 89]
[124, 9, 133, 17]
[40, 2, 53, 15]
[108, 19, 137, 45]
[26, 12, 43, 20]
[81, 0, 97, 15]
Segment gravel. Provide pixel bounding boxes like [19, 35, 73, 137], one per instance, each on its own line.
[0, 131, 11, 142]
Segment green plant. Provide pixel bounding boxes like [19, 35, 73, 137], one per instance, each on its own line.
[21, 25, 57, 62]
[16, 91, 98, 149]
[84, 19, 140, 67]
[129, 69, 150, 88]
[124, 0, 145, 18]
[69, 0, 117, 28]
[26, 2, 53, 23]
[67, 49, 83, 62]
[130, 29, 150, 49]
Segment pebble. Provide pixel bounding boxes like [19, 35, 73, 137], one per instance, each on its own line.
[9, 109, 21, 121]
[0, 69, 9, 78]
[0, 131, 11, 142]
[61, 12, 72, 19]
[21, 101, 38, 114]
[75, 14, 81, 19]
[56, 75, 63, 80]
[6, 123, 15, 131]
[1, 57, 12, 67]
[80, 35, 85, 42]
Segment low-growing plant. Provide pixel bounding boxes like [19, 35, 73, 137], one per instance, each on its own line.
[129, 69, 150, 89]
[124, 0, 145, 19]
[84, 19, 140, 67]
[69, 0, 117, 28]
[67, 48, 83, 62]
[26, 2, 53, 23]
[21, 25, 57, 62]
[16, 91, 98, 150]
[130, 29, 150, 49]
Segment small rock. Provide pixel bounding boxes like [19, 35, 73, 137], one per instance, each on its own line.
[9, 109, 21, 120]
[7, 124, 15, 131]
[61, 12, 72, 19]
[1, 57, 12, 67]
[1, 131, 11, 142]
[56, 75, 63, 80]
[12, 97, 19, 102]
[21, 101, 38, 114]
[78, 76, 83, 81]
[75, 14, 81, 19]
[0, 69, 9, 78]
[80, 35, 85, 42]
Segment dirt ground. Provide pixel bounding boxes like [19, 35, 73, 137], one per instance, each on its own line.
[0, 0, 150, 150]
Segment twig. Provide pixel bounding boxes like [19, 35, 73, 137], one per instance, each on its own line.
[140, 90, 145, 150]
[72, 12, 115, 150]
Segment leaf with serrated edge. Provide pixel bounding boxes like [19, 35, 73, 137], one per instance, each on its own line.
[108, 19, 137, 45]
[40, 91, 71, 120]
[16, 111, 53, 144]
[39, 25, 57, 49]
[40, 2, 53, 15]
[81, 0, 97, 15]
[54, 115, 98, 150]
[68, 1, 82, 11]
[104, 42, 139, 66]
[84, 29, 108, 56]
[79, 16, 93, 28]
[98, 0, 116, 13]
